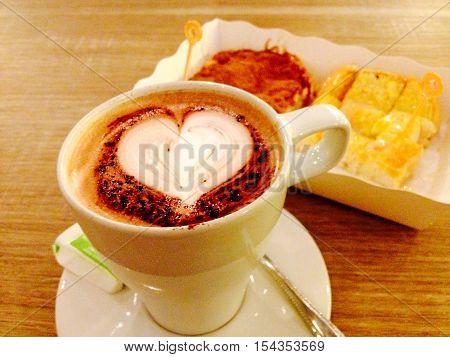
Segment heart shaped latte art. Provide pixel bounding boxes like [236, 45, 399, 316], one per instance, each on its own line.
[117, 110, 253, 204]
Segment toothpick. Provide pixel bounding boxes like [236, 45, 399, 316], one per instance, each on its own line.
[183, 20, 202, 80]
[417, 72, 443, 119]
[422, 72, 443, 98]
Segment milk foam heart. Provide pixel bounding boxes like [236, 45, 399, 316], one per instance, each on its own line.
[117, 110, 253, 204]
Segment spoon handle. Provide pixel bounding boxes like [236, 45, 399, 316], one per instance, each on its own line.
[259, 254, 345, 337]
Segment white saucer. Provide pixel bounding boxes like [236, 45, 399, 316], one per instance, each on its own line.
[55, 209, 331, 336]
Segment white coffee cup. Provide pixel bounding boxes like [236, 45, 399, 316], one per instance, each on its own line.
[57, 81, 350, 335]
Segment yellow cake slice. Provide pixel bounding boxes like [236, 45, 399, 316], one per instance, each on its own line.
[316, 65, 357, 101]
[363, 137, 423, 188]
[343, 70, 405, 112]
[340, 132, 373, 173]
[370, 111, 421, 143]
[311, 67, 442, 189]
[342, 131, 423, 188]
[339, 100, 386, 136]
[393, 78, 440, 145]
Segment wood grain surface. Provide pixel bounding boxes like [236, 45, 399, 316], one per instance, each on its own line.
[0, 0, 449, 337]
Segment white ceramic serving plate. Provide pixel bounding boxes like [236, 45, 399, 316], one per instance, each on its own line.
[135, 19, 450, 229]
[56, 210, 332, 336]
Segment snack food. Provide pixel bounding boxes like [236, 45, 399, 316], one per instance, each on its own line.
[314, 67, 442, 188]
[134, 19, 449, 229]
[190, 49, 315, 113]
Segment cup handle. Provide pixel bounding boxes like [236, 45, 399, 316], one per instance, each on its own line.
[278, 104, 350, 186]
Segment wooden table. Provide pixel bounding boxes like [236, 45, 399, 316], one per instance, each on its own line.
[1, 0, 449, 337]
